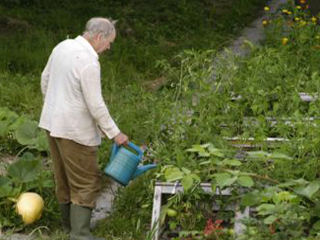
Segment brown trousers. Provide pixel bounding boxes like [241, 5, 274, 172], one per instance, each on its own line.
[47, 133, 101, 209]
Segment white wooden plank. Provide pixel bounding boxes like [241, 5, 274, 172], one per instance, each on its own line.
[151, 185, 162, 240]
[234, 206, 250, 235]
[155, 182, 232, 195]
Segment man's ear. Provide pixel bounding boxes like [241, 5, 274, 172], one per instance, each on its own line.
[94, 33, 103, 41]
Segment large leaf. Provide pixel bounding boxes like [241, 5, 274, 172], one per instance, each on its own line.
[164, 167, 183, 182]
[294, 181, 320, 199]
[7, 159, 41, 183]
[181, 175, 193, 191]
[14, 120, 48, 151]
[0, 120, 10, 137]
[33, 130, 49, 152]
[8, 115, 28, 131]
[237, 176, 254, 187]
[15, 120, 39, 145]
[19, 152, 36, 161]
[0, 176, 13, 198]
[241, 192, 261, 206]
[0, 107, 18, 122]
[214, 173, 237, 188]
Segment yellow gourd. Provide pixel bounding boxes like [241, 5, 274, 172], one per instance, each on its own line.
[16, 192, 44, 224]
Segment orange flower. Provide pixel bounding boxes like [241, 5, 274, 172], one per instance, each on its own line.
[300, 0, 306, 4]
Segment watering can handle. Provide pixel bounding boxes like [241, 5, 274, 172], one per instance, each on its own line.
[110, 142, 143, 161]
[127, 142, 143, 158]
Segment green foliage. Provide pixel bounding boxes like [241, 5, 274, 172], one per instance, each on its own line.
[0, 107, 48, 153]
[0, 108, 55, 231]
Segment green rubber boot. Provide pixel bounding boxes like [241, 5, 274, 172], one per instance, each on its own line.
[58, 203, 71, 233]
[70, 204, 105, 240]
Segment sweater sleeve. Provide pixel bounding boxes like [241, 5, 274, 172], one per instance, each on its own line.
[80, 63, 120, 139]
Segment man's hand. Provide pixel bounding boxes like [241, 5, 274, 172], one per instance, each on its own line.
[113, 132, 129, 146]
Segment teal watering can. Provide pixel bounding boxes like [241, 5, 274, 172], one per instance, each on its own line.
[104, 142, 157, 186]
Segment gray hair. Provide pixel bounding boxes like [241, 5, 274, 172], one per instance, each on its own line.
[83, 17, 116, 39]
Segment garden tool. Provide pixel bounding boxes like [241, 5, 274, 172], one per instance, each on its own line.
[104, 142, 157, 186]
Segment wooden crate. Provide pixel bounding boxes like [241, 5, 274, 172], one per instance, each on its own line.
[151, 182, 250, 240]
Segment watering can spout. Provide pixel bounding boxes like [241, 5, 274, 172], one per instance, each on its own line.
[132, 164, 157, 179]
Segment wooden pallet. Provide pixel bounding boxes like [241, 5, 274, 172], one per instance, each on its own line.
[151, 182, 250, 240]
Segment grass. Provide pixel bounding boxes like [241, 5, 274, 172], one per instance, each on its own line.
[0, 0, 267, 78]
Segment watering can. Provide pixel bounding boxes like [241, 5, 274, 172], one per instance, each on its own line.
[104, 142, 157, 186]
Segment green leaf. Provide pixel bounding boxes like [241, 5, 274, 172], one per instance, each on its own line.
[277, 178, 308, 188]
[0, 120, 10, 137]
[7, 159, 41, 183]
[164, 167, 183, 182]
[186, 145, 209, 157]
[257, 204, 276, 215]
[247, 151, 269, 160]
[199, 160, 211, 165]
[33, 130, 49, 151]
[241, 192, 261, 206]
[198, 151, 210, 157]
[222, 159, 242, 166]
[208, 146, 224, 158]
[19, 152, 36, 161]
[214, 173, 237, 187]
[294, 181, 320, 199]
[0, 107, 18, 121]
[313, 220, 320, 230]
[181, 167, 191, 175]
[274, 191, 294, 203]
[200, 143, 213, 148]
[263, 215, 277, 225]
[225, 170, 240, 176]
[15, 120, 39, 145]
[0, 176, 13, 198]
[190, 174, 201, 183]
[186, 145, 205, 152]
[181, 175, 193, 191]
[211, 184, 217, 194]
[8, 116, 28, 131]
[269, 152, 292, 160]
[237, 176, 254, 187]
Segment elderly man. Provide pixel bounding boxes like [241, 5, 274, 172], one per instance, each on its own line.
[39, 17, 128, 240]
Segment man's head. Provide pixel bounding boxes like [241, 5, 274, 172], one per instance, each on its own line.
[83, 17, 116, 54]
